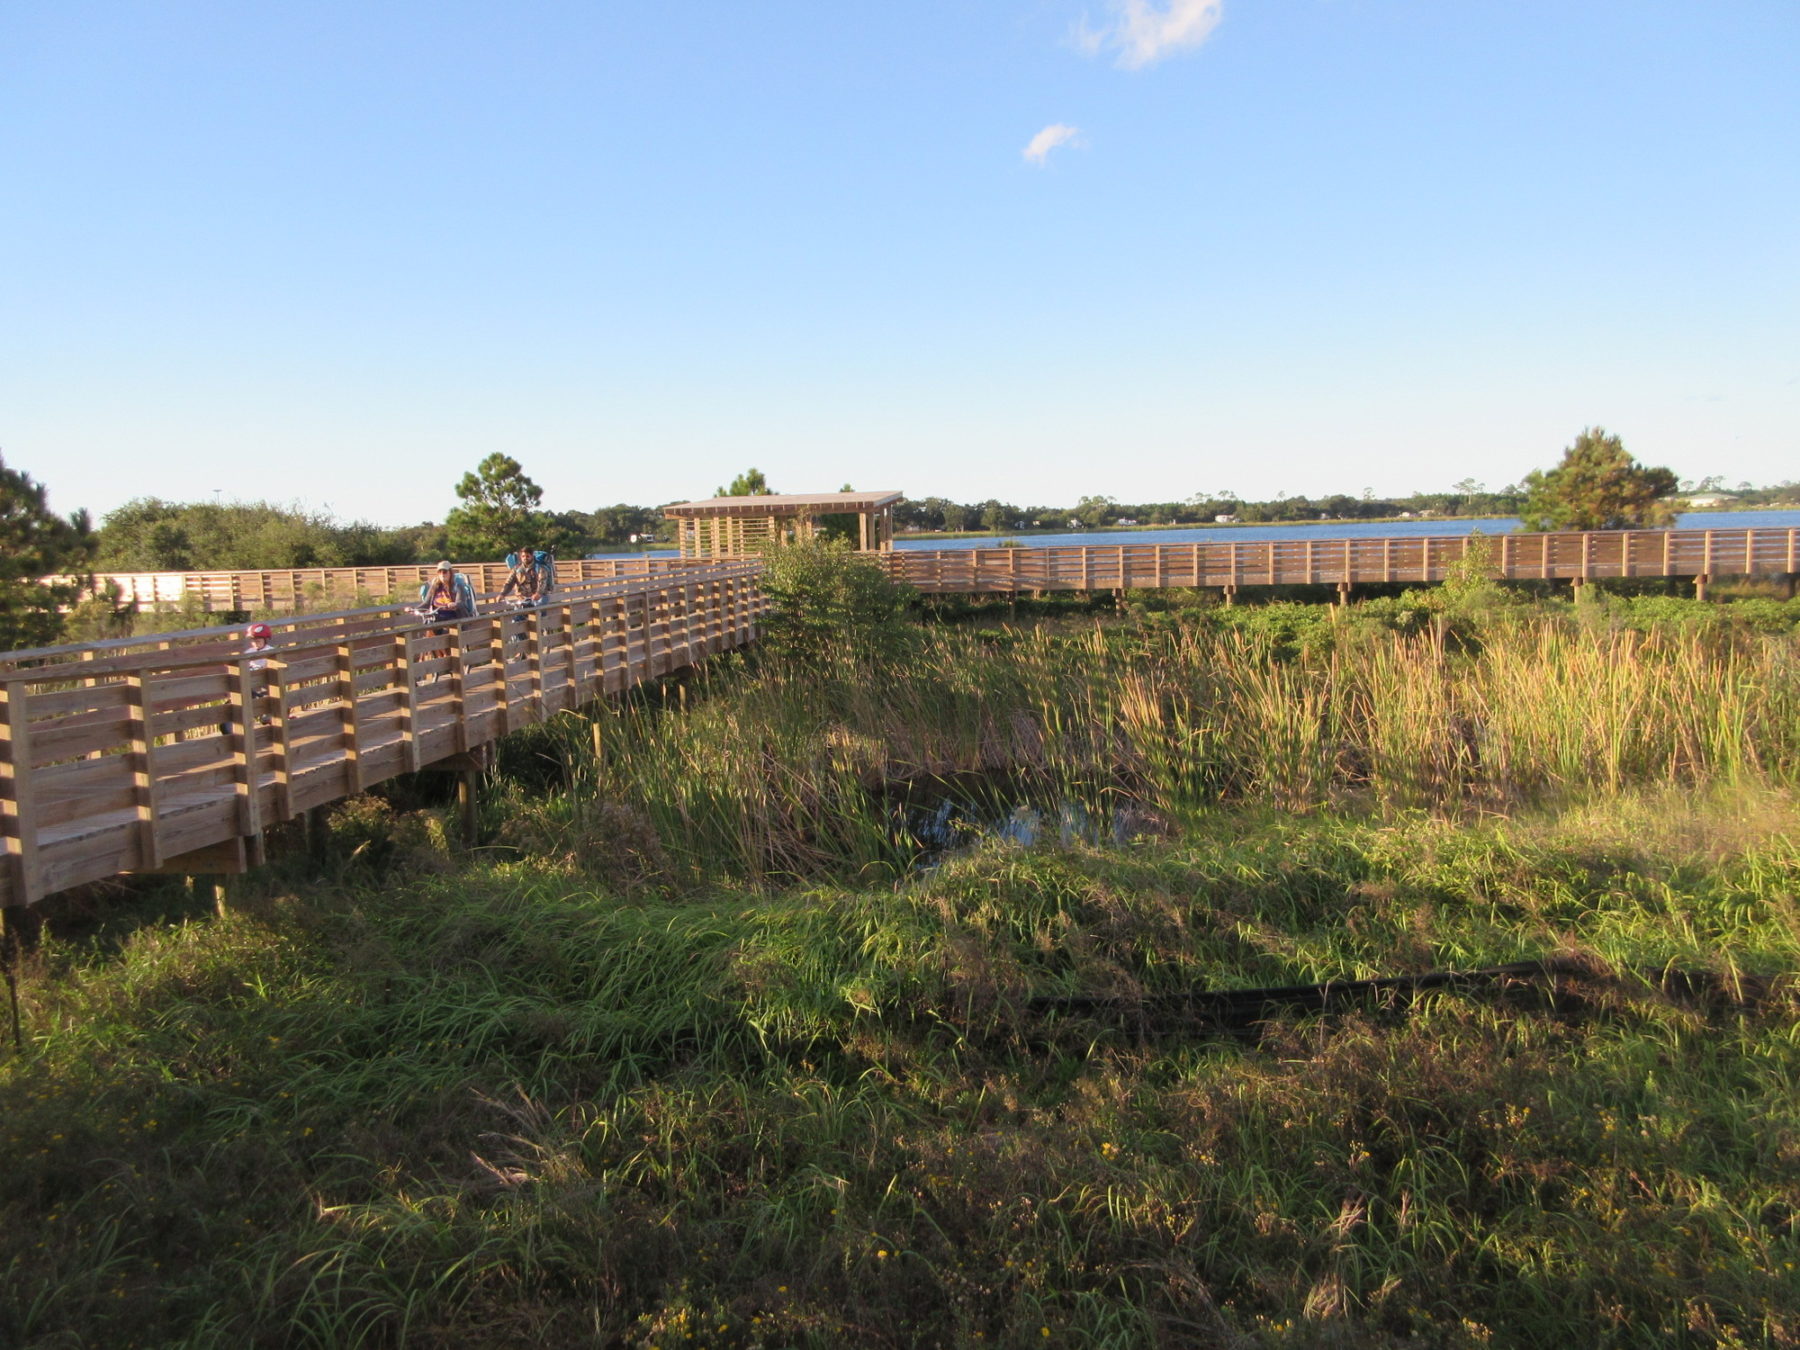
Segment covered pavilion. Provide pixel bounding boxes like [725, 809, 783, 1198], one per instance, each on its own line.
[663, 490, 903, 557]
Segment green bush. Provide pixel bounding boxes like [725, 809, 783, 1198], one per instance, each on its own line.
[755, 537, 916, 668]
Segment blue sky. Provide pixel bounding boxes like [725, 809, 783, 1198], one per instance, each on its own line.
[4, 1, 1795, 526]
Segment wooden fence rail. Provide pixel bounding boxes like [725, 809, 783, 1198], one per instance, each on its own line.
[79, 556, 702, 614]
[877, 527, 1800, 594]
[62, 527, 1800, 617]
[0, 563, 764, 909]
[9, 524, 1797, 909]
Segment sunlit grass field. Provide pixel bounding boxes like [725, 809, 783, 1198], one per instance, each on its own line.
[3, 588, 1798, 1347]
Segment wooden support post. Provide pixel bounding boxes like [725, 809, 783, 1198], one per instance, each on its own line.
[269, 657, 295, 821]
[125, 672, 161, 870]
[1, 898, 39, 1043]
[489, 616, 511, 734]
[525, 605, 544, 722]
[447, 624, 469, 754]
[1694, 574, 1710, 602]
[306, 805, 330, 860]
[207, 871, 228, 928]
[1222, 586, 1236, 607]
[0, 680, 40, 909]
[231, 658, 264, 847]
[398, 632, 421, 773]
[1336, 581, 1352, 607]
[336, 642, 363, 795]
[563, 602, 580, 703]
[457, 769, 479, 848]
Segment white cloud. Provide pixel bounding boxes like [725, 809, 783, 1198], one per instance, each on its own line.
[1023, 123, 1081, 165]
[1079, 0, 1224, 69]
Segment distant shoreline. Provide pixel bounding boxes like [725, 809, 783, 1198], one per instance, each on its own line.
[904, 513, 1517, 543]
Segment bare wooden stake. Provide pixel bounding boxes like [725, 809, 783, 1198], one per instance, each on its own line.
[458, 769, 479, 848]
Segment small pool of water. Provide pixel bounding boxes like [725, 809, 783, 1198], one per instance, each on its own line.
[885, 773, 1164, 865]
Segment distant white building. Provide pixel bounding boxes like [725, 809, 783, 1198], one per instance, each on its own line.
[1214, 514, 1238, 523]
[1684, 493, 1736, 508]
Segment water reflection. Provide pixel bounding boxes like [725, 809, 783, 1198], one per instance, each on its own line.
[894, 774, 1157, 865]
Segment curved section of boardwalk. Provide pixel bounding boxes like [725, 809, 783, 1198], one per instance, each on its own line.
[0, 564, 763, 908]
[84, 557, 699, 615]
[7, 524, 1798, 910]
[880, 526, 1800, 593]
[71, 525, 1800, 615]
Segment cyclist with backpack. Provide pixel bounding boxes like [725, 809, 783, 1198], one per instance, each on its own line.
[419, 561, 477, 621]
[500, 546, 556, 606]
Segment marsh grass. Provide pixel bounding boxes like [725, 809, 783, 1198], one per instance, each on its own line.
[3, 790, 1797, 1347]
[500, 607, 1800, 887]
[4, 596, 1799, 1347]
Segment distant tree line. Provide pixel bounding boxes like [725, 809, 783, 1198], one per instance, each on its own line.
[71, 437, 1800, 580]
[886, 482, 1533, 535]
[4, 429, 1791, 651]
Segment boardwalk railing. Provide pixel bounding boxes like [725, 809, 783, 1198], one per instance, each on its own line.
[0, 563, 763, 908]
[63, 526, 1800, 615]
[8, 524, 1799, 909]
[77, 556, 702, 614]
[878, 527, 1800, 594]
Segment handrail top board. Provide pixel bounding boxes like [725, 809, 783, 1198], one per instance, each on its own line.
[1, 561, 762, 676]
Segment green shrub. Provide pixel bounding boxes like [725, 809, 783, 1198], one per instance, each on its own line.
[755, 537, 916, 668]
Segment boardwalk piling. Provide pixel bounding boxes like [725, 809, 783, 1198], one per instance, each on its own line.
[305, 806, 330, 861]
[458, 770, 478, 848]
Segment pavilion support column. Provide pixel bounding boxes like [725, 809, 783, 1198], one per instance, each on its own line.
[1222, 586, 1236, 607]
[1336, 581, 1352, 607]
[1694, 574, 1711, 602]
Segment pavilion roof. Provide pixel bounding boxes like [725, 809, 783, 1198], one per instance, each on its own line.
[663, 491, 903, 519]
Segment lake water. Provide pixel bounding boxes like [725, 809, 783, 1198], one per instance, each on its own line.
[891, 509, 1800, 553]
[591, 509, 1800, 560]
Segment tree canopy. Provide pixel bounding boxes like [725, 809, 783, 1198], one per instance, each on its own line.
[1517, 428, 1678, 532]
[0, 454, 96, 652]
[96, 498, 416, 572]
[445, 454, 559, 559]
[716, 468, 771, 497]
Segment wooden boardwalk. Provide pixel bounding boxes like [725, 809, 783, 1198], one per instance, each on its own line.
[879, 525, 1800, 594]
[6, 523, 1798, 910]
[0, 564, 763, 908]
[84, 556, 699, 615]
[76, 525, 1800, 616]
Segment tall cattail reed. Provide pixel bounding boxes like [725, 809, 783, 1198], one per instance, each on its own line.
[541, 614, 1800, 879]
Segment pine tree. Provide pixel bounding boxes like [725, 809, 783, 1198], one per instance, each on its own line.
[445, 454, 552, 558]
[0, 454, 96, 652]
[1518, 428, 1678, 532]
